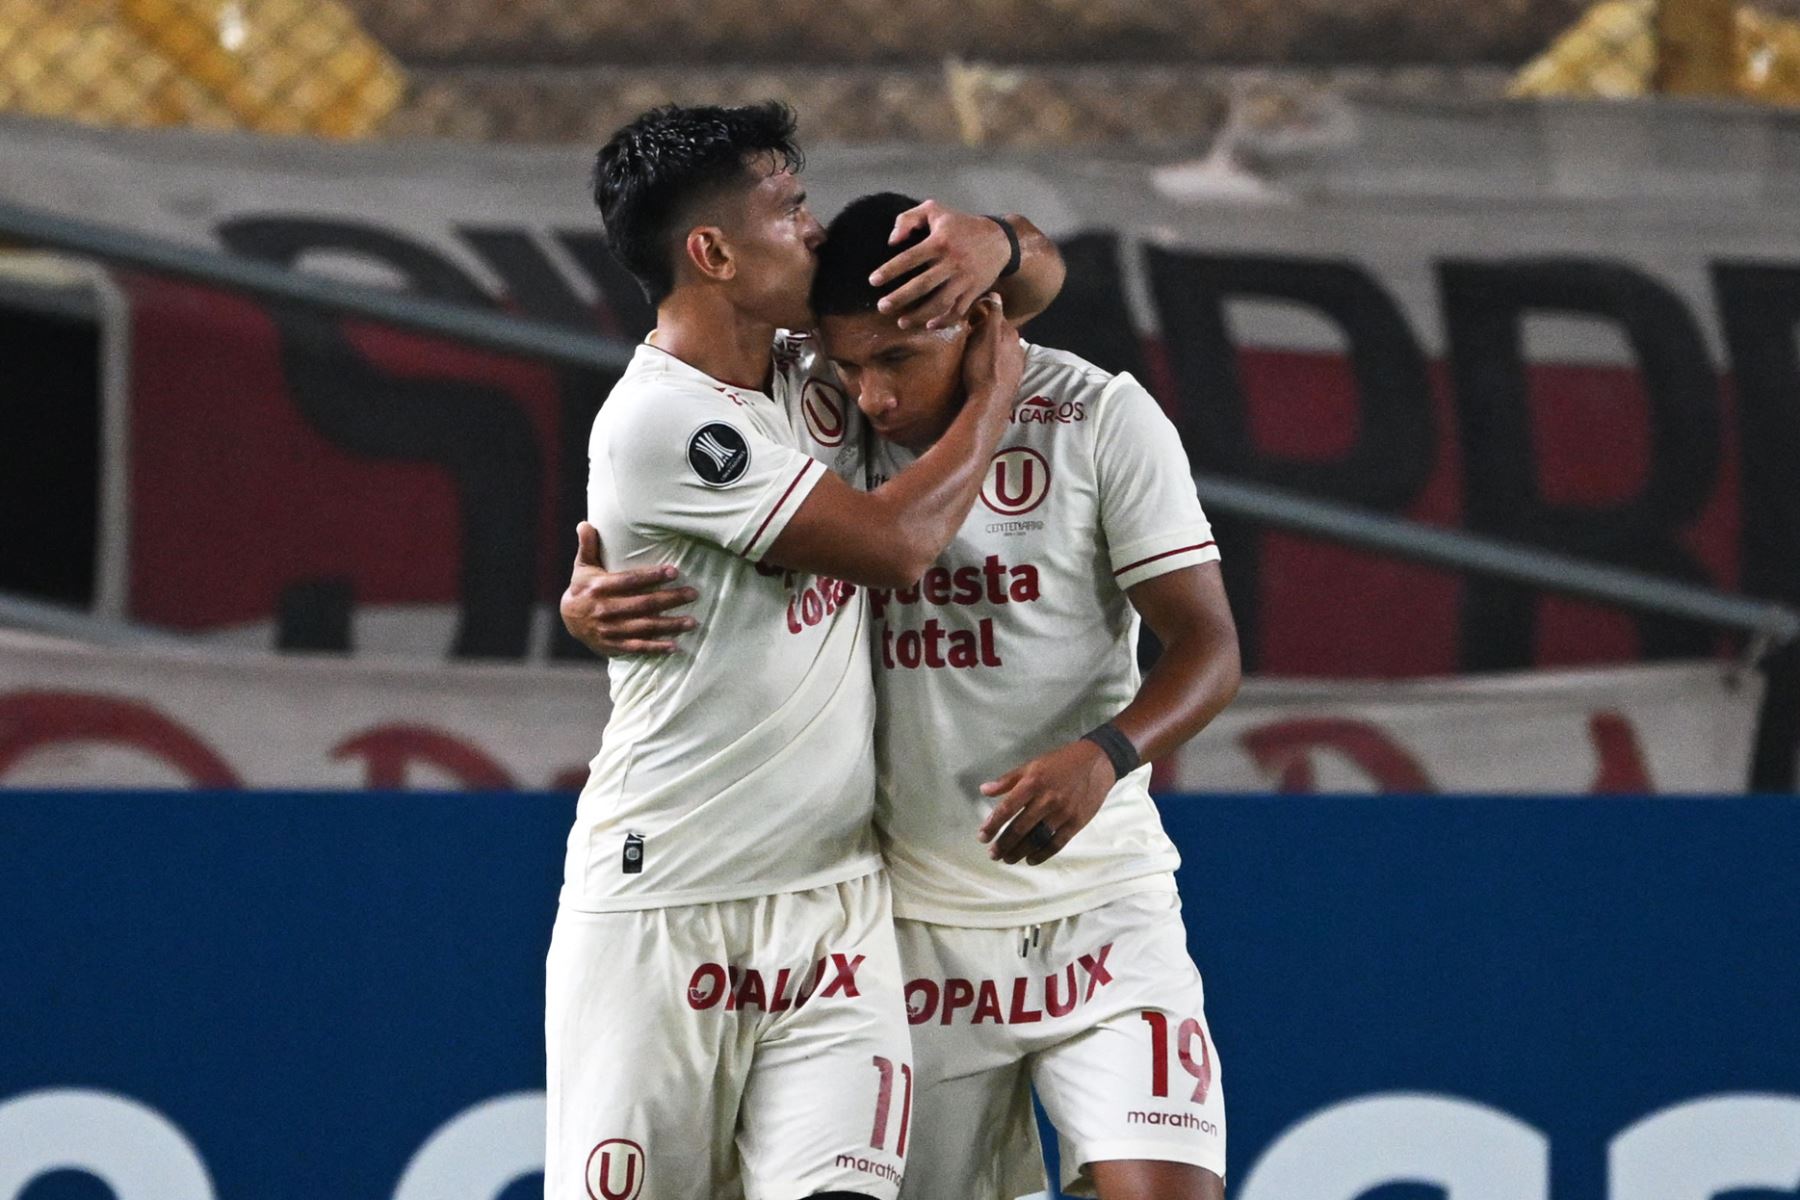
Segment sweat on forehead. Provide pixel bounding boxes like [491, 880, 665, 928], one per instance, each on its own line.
[810, 191, 928, 318]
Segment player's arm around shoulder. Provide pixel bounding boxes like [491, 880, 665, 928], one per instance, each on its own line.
[761, 295, 1025, 590]
[564, 377, 803, 657]
[560, 521, 699, 657]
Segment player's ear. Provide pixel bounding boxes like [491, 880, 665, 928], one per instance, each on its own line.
[942, 316, 975, 351]
[684, 226, 736, 284]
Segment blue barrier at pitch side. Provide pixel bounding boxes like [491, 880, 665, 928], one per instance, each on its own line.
[1, 793, 1797, 1200]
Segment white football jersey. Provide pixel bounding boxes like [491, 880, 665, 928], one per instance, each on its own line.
[867, 343, 1221, 926]
[563, 333, 878, 911]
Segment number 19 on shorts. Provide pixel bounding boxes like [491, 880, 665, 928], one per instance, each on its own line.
[1141, 1011, 1213, 1103]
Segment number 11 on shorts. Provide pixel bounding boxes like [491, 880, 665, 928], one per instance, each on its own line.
[1141, 1011, 1213, 1103]
[869, 1055, 913, 1154]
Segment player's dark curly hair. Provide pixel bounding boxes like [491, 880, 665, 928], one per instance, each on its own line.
[592, 101, 804, 304]
[810, 192, 930, 319]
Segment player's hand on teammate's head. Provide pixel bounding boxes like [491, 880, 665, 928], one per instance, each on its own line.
[960, 293, 1025, 409]
[559, 521, 699, 657]
[870, 199, 1015, 332]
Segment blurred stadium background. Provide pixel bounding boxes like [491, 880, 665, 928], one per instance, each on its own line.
[2, 2, 1799, 1198]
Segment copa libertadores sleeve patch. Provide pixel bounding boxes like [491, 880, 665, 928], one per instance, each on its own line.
[687, 422, 751, 487]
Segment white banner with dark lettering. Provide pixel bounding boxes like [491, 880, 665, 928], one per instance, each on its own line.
[0, 633, 1758, 792]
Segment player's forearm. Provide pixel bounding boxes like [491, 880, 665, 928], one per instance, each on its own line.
[866, 383, 1016, 582]
[1110, 624, 1242, 767]
[993, 215, 1065, 327]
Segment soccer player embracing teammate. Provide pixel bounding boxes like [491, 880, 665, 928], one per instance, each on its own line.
[551, 105, 1066, 1200]
[570, 181, 1242, 1198]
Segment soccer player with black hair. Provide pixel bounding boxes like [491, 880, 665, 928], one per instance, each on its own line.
[569, 188, 1240, 1200]
[548, 106, 1066, 1200]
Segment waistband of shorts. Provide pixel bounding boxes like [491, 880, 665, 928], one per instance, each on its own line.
[891, 871, 1177, 930]
[558, 860, 888, 917]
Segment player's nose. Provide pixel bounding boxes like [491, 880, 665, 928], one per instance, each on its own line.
[856, 379, 898, 417]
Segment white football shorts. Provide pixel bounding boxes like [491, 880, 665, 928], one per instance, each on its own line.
[894, 887, 1225, 1199]
[546, 870, 914, 1200]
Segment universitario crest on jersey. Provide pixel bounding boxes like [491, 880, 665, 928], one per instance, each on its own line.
[979, 447, 1051, 516]
[686, 422, 750, 487]
[800, 379, 849, 447]
[586, 1138, 645, 1200]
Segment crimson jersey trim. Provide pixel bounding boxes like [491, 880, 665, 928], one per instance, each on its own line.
[745, 458, 820, 559]
[1113, 541, 1217, 578]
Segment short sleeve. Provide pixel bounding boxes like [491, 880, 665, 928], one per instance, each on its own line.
[593, 384, 824, 562]
[1093, 373, 1220, 590]
[779, 339, 869, 489]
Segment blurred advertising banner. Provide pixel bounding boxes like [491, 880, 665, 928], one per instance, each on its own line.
[1164, 660, 1761, 794]
[2, 791, 1796, 1199]
[0, 633, 1760, 792]
[0, 632, 611, 791]
[1, 104, 1797, 784]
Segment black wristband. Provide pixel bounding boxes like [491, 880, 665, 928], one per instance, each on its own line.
[987, 215, 1022, 279]
[1082, 721, 1141, 781]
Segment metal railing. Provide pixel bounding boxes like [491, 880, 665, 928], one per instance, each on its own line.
[2, 195, 1796, 654]
[0, 592, 189, 647]
[1195, 477, 1800, 652]
[0, 198, 634, 372]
